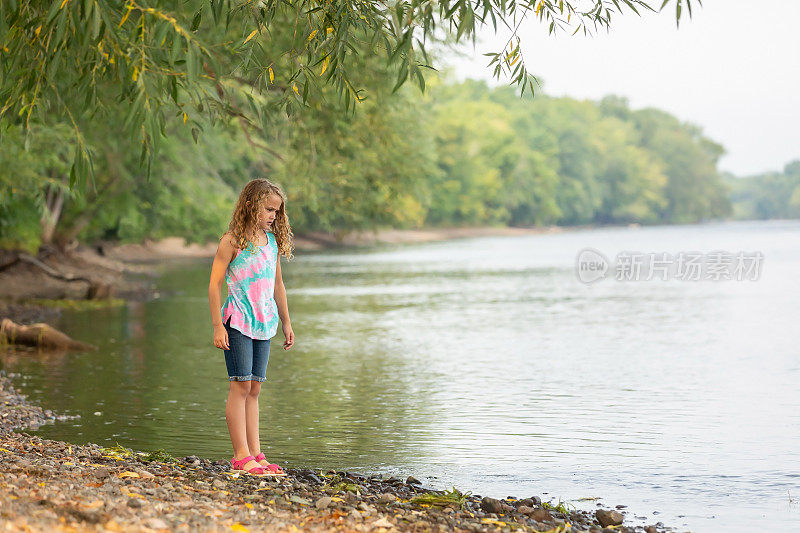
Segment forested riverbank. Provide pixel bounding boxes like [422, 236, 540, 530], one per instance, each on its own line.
[4, 73, 780, 257]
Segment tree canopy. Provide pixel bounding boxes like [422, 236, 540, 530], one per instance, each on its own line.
[1, 70, 736, 253]
[1, 0, 699, 193]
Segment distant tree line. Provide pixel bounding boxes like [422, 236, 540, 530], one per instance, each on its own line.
[724, 161, 800, 220]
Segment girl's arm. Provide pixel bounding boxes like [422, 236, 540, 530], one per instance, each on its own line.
[208, 233, 236, 349]
[274, 255, 294, 350]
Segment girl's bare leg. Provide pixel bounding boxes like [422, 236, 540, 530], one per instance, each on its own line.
[226, 381, 261, 471]
[245, 380, 263, 461]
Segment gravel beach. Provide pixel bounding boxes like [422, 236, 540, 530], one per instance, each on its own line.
[0, 370, 681, 533]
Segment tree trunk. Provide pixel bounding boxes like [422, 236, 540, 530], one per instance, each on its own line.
[55, 163, 122, 248]
[40, 183, 65, 246]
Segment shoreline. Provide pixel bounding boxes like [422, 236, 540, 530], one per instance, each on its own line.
[0, 371, 675, 533]
[99, 224, 574, 263]
[0, 224, 576, 322]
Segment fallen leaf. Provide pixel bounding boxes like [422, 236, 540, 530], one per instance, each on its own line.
[118, 471, 140, 479]
[230, 523, 249, 532]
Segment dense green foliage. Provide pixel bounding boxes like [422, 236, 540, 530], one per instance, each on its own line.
[1, 69, 752, 254]
[725, 161, 800, 220]
[1, 0, 696, 189]
[2, 1, 785, 255]
[423, 83, 732, 227]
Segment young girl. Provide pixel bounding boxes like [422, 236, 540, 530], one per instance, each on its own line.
[208, 178, 295, 476]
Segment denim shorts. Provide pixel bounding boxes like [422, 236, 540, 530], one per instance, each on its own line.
[223, 316, 270, 382]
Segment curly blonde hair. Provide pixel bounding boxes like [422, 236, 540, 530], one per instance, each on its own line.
[226, 178, 294, 260]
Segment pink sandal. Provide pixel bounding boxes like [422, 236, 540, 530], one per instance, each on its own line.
[230, 455, 268, 476]
[254, 452, 287, 476]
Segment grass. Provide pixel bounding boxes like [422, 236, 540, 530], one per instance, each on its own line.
[25, 298, 127, 310]
[101, 442, 134, 458]
[408, 486, 471, 509]
[100, 442, 178, 463]
[140, 448, 178, 463]
[319, 472, 362, 495]
[541, 497, 577, 515]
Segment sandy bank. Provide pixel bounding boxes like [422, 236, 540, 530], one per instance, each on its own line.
[101, 225, 566, 263]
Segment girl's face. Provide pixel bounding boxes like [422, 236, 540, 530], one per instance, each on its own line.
[256, 193, 283, 231]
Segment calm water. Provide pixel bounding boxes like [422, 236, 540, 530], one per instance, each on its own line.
[3, 220, 799, 532]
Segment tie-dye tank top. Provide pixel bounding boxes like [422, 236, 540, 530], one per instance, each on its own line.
[220, 230, 279, 339]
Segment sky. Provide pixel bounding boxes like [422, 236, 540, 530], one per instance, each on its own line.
[440, 0, 800, 176]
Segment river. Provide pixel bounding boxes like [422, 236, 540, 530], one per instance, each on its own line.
[3, 219, 799, 532]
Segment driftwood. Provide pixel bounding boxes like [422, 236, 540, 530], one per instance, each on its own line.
[0, 319, 97, 351]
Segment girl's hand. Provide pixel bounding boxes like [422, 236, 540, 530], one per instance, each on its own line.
[282, 322, 294, 350]
[213, 324, 229, 350]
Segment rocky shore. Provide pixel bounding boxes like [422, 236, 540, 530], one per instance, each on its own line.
[0, 372, 679, 533]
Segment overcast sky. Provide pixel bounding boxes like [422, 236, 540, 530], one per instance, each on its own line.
[440, 0, 800, 176]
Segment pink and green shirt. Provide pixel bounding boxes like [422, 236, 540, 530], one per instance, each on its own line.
[220, 230, 279, 339]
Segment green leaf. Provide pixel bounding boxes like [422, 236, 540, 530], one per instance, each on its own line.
[392, 62, 408, 93]
[211, 0, 223, 25]
[191, 10, 202, 32]
[414, 67, 425, 92]
[170, 77, 178, 105]
[187, 44, 198, 82]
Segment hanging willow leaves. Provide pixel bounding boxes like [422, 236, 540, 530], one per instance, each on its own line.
[0, 0, 697, 196]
